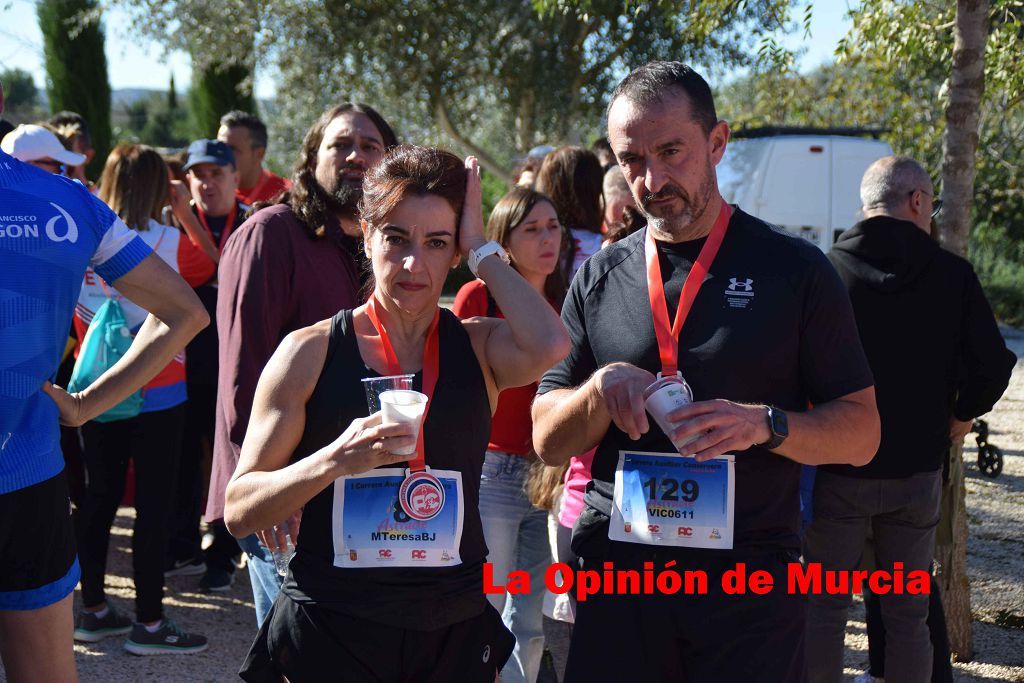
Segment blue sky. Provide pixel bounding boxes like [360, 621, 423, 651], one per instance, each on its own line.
[1, 0, 856, 99]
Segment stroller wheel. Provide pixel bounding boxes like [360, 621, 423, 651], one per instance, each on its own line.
[977, 444, 1003, 478]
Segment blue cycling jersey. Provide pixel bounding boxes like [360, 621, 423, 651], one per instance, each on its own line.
[0, 150, 151, 494]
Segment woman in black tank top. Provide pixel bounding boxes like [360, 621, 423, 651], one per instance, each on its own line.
[224, 146, 569, 683]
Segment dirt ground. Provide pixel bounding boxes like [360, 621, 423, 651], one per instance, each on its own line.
[3, 329, 1022, 682]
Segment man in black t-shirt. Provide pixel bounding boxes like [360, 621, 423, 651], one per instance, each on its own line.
[532, 61, 881, 682]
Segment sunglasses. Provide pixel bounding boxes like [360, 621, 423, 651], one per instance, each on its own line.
[32, 158, 66, 175]
[909, 190, 943, 219]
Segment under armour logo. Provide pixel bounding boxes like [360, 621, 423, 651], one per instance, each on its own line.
[45, 202, 79, 244]
[728, 277, 753, 292]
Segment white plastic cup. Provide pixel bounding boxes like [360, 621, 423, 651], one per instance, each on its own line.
[362, 374, 415, 413]
[643, 375, 699, 454]
[379, 389, 428, 455]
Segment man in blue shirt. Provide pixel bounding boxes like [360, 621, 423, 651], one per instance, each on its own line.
[0, 82, 208, 681]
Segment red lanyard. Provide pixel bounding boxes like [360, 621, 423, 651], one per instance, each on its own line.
[196, 202, 238, 252]
[365, 296, 440, 472]
[645, 199, 732, 376]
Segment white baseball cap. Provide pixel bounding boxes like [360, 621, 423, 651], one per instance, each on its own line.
[1, 124, 87, 165]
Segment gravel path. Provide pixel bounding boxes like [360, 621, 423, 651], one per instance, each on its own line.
[3, 329, 1022, 682]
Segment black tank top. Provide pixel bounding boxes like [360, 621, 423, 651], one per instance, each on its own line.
[282, 308, 492, 631]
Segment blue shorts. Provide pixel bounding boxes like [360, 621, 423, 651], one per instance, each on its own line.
[0, 471, 80, 610]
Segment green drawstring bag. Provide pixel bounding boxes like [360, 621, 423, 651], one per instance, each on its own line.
[68, 298, 143, 423]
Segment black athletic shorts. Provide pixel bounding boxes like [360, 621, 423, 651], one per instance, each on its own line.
[564, 541, 807, 683]
[239, 594, 515, 683]
[0, 471, 79, 610]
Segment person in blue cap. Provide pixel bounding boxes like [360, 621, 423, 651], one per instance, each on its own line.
[165, 139, 250, 595]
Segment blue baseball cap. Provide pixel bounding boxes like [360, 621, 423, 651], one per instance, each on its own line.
[183, 139, 235, 171]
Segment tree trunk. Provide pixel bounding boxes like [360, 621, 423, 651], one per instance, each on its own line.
[935, 443, 974, 661]
[938, 0, 988, 257]
[433, 96, 512, 186]
[935, 0, 990, 662]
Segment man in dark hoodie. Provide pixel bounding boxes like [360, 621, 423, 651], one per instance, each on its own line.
[805, 155, 1016, 683]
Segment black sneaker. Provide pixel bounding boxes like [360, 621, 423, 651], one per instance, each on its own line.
[198, 567, 233, 593]
[164, 557, 207, 578]
[124, 619, 208, 656]
[74, 605, 133, 643]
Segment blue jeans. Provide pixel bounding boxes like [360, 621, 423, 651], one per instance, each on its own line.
[479, 451, 550, 683]
[237, 533, 282, 627]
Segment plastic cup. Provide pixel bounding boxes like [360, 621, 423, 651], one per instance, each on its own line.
[272, 536, 295, 577]
[379, 389, 428, 456]
[643, 375, 699, 454]
[362, 374, 415, 413]
[270, 520, 295, 577]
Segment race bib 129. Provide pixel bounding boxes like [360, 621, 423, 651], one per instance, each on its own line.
[609, 451, 735, 549]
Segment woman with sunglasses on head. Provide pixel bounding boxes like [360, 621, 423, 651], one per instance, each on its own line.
[226, 146, 569, 682]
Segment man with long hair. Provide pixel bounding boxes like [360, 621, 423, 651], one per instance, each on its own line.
[207, 103, 397, 625]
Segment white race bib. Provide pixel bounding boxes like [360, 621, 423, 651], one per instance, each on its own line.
[609, 450, 735, 549]
[332, 467, 464, 567]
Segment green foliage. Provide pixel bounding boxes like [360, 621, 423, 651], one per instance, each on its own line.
[970, 222, 1024, 326]
[188, 61, 257, 139]
[37, 0, 113, 179]
[0, 68, 41, 120]
[481, 170, 508, 225]
[115, 90, 190, 148]
[112, 0, 801, 181]
[716, 0, 1024, 324]
[168, 73, 179, 111]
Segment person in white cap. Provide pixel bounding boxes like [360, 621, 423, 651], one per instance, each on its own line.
[0, 123, 86, 175]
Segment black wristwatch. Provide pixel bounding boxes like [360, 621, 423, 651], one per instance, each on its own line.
[760, 405, 789, 449]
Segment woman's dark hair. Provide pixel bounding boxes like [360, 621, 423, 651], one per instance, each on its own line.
[535, 146, 603, 282]
[360, 145, 467, 232]
[535, 146, 604, 234]
[254, 103, 398, 236]
[486, 187, 568, 306]
[356, 145, 468, 300]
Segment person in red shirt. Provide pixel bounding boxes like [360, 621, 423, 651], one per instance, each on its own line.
[218, 111, 291, 205]
[452, 187, 567, 683]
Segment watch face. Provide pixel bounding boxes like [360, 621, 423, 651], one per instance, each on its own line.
[771, 407, 789, 437]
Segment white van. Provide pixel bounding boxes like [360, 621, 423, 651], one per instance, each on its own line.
[716, 128, 894, 251]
